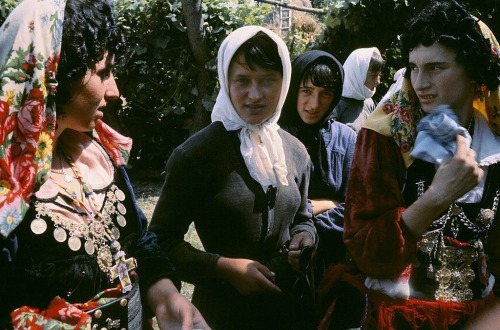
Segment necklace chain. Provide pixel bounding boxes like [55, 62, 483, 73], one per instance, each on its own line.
[31, 148, 132, 290]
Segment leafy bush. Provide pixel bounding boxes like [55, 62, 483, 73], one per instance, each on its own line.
[0, 0, 20, 26]
[315, 0, 500, 99]
[114, 0, 248, 169]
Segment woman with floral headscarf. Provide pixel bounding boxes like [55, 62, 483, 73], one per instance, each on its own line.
[337, 1, 500, 329]
[149, 26, 317, 329]
[0, 0, 209, 328]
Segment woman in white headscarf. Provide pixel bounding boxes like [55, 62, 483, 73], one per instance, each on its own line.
[333, 47, 385, 132]
[0, 0, 209, 328]
[150, 26, 317, 329]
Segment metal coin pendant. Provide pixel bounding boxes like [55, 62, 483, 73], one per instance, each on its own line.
[54, 227, 67, 242]
[116, 214, 127, 227]
[451, 204, 461, 216]
[31, 218, 47, 234]
[117, 203, 126, 215]
[111, 226, 120, 239]
[84, 240, 95, 255]
[68, 236, 81, 251]
[115, 189, 126, 201]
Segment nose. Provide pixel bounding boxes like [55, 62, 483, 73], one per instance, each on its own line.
[105, 73, 120, 100]
[412, 70, 430, 91]
[374, 74, 381, 86]
[248, 81, 263, 101]
[308, 93, 319, 110]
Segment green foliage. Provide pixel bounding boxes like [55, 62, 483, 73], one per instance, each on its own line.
[234, 2, 273, 26]
[113, 0, 263, 169]
[315, 0, 500, 99]
[0, 0, 21, 26]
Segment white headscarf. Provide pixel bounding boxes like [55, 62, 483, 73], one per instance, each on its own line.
[211, 26, 291, 190]
[342, 47, 380, 100]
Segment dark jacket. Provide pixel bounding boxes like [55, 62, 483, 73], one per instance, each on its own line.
[149, 121, 316, 329]
[0, 157, 178, 328]
[279, 50, 356, 268]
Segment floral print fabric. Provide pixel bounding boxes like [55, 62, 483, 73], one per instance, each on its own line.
[0, 0, 65, 238]
[0, 0, 132, 238]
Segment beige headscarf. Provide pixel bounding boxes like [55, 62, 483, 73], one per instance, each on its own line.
[211, 26, 291, 190]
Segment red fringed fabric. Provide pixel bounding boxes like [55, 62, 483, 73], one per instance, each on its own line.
[317, 264, 366, 330]
[365, 289, 498, 330]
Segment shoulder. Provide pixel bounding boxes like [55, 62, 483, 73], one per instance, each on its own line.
[279, 128, 309, 158]
[175, 122, 231, 155]
[326, 120, 357, 141]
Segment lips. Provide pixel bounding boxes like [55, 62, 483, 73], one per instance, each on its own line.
[418, 94, 436, 101]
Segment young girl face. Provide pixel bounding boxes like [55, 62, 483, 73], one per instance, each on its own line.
[57, 53, 119, 133]
[296, 79, 335, 125]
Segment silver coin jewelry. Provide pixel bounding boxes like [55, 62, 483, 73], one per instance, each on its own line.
[31, 149, 132, 283]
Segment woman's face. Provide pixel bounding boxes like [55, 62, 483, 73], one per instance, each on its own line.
[296, 78, 335, 125]
[228, 51, 283, 125]
[58, 53, 119, 133]
[364, 70, 381, 91]
[409, 43, 475, 121]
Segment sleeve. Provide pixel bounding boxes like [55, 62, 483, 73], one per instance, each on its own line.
[343, 128, 418, 278]
[313, 125, 356, 234]
[118, 167, 180, 316]
[290, 155, 318, 244]
[148, 146, 221, 286]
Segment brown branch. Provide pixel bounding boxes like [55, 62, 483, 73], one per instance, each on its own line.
[255, 0, 329, 15]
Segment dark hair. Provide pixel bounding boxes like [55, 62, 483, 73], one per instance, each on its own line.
[233, 31, 283, 75]
[55, 0, 125, 106]
[301, 62, 338, 89]
[368, 50, 385, 73]
[400, 0, 499, 90]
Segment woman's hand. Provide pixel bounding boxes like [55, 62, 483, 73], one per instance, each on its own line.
[403, 135, 484, 236]
[216, 257, 282, 296]
[147, 278, 211, 330]
[287, 232, 315, 272]
[311, 199, 338, 215]
[429, 134, 483, 204]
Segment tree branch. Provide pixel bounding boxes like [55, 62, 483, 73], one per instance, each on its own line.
[255, 0, 329, 15]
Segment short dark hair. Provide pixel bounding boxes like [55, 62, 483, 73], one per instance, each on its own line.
[55, 0, 125, 106]
[368, 50, 385, 73]
[400, 0, 499, 90]
[233, 31, 283, 75]
[301, 62, 338, 89]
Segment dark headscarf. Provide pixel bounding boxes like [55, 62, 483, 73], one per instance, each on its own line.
[279, 50, 344, 183]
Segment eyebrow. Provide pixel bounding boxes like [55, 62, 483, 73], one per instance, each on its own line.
[409, 61, 449, 66]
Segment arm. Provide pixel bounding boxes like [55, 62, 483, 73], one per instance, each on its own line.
[148, 147, 221, 286]
[288, 157, 317, 270]
[311, 123, 356, 232]
[343, 129, 416, 277]
[344, 130, 482, 278]
[402, 135, 483, 236]
[119, 167, 210, 328]
[147, 278, 210, 330]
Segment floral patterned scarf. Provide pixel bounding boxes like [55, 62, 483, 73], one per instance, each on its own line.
[364, 20, 500, 168]
[0, 0, 132, 238]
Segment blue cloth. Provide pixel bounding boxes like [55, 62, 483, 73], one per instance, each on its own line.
[410, 105, 471, 164]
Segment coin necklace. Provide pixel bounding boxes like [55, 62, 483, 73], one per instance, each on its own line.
[30, 149, 129, 279]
